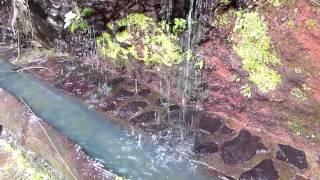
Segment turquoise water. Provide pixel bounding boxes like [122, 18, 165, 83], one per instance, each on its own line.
[0, 59, 215, 180]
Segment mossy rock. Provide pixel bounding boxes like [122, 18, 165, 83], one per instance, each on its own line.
[234, 11, 281, 93]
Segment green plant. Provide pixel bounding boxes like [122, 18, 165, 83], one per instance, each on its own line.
[173, 18, 187, 35]
[291, 88, 307, 101]
[97, 13, 183, 66]
[64, 7, 94, 33]
[194, 58, 204, 72]
[81, 7, 94, 17]
[234, 11, 281, 93]
[240, 84, 252, 98]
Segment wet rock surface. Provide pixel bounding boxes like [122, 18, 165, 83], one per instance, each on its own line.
[130, 111, 157, 125]
[119, 101, 148, 118]
[220, 129, 267, 165]
[239, 159, 279, 180]
[276, 144, 308, 169]
[198, 112, 223, 134]
[193, 133, 219, 155]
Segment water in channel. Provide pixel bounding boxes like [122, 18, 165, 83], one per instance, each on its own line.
[0, 58, 216, 180]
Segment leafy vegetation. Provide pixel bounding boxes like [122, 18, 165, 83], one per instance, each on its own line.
[234, 11, 281, 93]
[97, 13, 185, 67]
[240, 84, 252, 98]
[172, 18, 187, 35]
[64, 7, 94, 33]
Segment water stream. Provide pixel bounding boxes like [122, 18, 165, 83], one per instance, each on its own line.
[0, 58, 216, 179]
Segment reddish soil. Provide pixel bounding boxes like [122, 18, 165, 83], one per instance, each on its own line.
[194, 1, 320, 178]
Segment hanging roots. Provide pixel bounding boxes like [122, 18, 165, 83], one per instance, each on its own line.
[11, 0, 33, 37]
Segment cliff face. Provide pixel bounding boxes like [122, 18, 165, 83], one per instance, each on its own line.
[1, 0, 320, 178]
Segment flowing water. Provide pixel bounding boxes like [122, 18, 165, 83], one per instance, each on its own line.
[0, 58, 217, 179]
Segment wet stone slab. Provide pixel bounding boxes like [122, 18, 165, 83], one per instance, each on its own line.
[198, 112, 223, 134]
[138, 89, 151, 97]
[276, 144, 308, 169]
[220, 129, 267, 165]
[193, 141, 219, 155]
[215, 125, 236, 136]
[130, 111, 157, 125]
[239, 159, 279, 180]
[118, 101, 148, 118]
[113, 89, 135, 100]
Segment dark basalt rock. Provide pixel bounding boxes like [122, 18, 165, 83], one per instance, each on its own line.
[198, 113, 223, 134]
[239, 159, 279, 180]
[155, 98, 169, 106]
[220, 129, 267, 165]
[99, 101, 116, 112]
[216, 125, 236, 136]
[114, 89, 134, 100]
[193, 132, 218, 155]
[169, 105, 180, 111]
[138, 89, 151, 97]
[108, 77, 126, 86]
[118, 101, 148, 118]
[130, 111, 157, 124]
[193, 141, 218, 155]
[276, 144, 308, 169]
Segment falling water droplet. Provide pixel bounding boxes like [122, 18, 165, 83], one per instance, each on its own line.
[138, 134, 142, 148]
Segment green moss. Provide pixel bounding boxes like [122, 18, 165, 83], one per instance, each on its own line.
[291, 88, 307, 101]
[268, 0, 282, 6]
[234, 11, 281, 93]
[288, 120, 318, 140]
[213, 9, 236, 29]
[97, 13, 183, 67]
[96, 33, 129, 59]
[0, 141, 53, 179]
[305, 19, 318, 29]
[287, 19, 295, 28]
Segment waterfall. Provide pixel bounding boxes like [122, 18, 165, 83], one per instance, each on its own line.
[181, 0, 195, 138]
